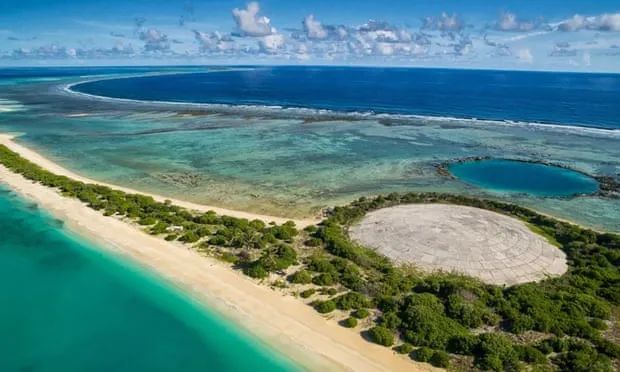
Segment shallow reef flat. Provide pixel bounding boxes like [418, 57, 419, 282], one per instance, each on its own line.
[0, 73, 618, 231]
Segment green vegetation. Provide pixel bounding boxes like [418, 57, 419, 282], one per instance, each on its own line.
[352, 308, 370, 319]
[313, 300, 336, 314]
[367, 326, 394, 346]
[312, 272, 335, 286]
[0, 144, 300, 279]
[413, 347, 451, 368]
[1, 145, 619, 371]
[299, 289, 316, 299]
[394, 342, 414, 355]
[342, 317, 358, 328]
[307, 192, 620, 371]
[288, 269, 312, 284]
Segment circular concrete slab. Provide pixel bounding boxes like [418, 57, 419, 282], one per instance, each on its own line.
[349, 204, 567, 286]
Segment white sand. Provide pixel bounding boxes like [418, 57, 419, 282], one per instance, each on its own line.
[0, 134, 433, 372]
[350, 204, 567, 286]
[0, 134, 320, 228]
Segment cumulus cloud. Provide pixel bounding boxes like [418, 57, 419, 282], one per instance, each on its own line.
[232, 2, 275, 37]
[11, 44, 75, 59]
[496, 12, 538, 32]
[139, 28, 170, 52]
[341, 21, 430, 58]
[10, 42, 136, 60]
[258, 33, 285, 53]
[193, 30, 236, 53]
[558, 13, 620, 32]
[303, 15, 328, 40]
[516, 48, 534, 63]
[357, 21, 413, 43]
[422, 13, 463, 32]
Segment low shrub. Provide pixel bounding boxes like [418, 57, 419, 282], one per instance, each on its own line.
[352, 308, 370, 319]
[314, 300, 337, 314]
[300, 289, 316, 299]
[429, 350, 450, 368]
[342, 317, 358, 328]
[394, 343, 413, 355]
[412, 347, 434, 362]
[368, 326, 394, 347]
[288, 270, 312, 284]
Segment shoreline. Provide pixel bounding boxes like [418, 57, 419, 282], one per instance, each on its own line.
[0, 134, 320, 228]
[0, 135, 431, 371]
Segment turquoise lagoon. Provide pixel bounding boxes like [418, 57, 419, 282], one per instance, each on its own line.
[0, 67, 619, 232]
[0, 187, 297, 372]
[449, 159, 599, 197]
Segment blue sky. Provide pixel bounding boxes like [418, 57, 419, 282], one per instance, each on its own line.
[0, 0, 619, 71]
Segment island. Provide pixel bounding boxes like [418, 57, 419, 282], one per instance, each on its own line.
[1, 133, 619, 371]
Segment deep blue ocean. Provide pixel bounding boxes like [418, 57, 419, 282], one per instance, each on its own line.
[73, 66, 620, 129]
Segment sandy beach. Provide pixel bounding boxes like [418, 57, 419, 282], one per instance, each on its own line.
[0, 134, 432, 371]
[0, 134, 320, 228]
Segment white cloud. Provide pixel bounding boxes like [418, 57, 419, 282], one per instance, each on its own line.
[193, 30, 236, 53]
[258, 33, 284, 53]
[558, 13, 620, 32]
[139, 28, 170, 52]
[232, 2, 275, 37]
[9, 43, 136, 59]
[496, 12, 537, 32]
[516, 48, 534, 63]
[422, 12, 463, 32]
[303, 15, 328, 40]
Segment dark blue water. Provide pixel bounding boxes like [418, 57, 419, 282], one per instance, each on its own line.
[72, 67, 620, 129]
[449, 159, 599, 197]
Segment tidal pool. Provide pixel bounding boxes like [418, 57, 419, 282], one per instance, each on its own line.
[449, 159, 599, 197]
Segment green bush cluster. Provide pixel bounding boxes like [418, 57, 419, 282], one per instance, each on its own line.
[341, 317, 358, 328]
[367, 326, 394, 346]
[313, 300, 336, 314]
[352, 308, 370, 319]
[394, 343, 413, 355]
[288, 269, 312, 284]
[412, 347, 450, 368]
[299, 289, 316, 298]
